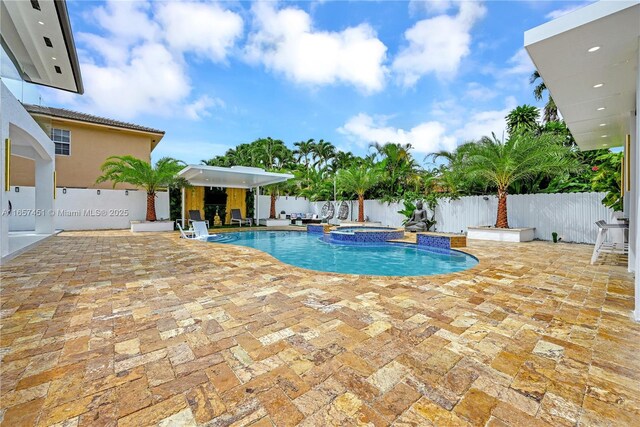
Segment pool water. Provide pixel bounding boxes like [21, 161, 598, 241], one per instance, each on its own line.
[206, 231, 477, 276]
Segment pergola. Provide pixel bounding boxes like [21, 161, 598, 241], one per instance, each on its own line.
[177, 165, 294, 226]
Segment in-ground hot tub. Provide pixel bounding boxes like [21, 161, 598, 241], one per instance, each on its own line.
[323, 226, 405, 244]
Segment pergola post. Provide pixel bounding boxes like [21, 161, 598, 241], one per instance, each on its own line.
[181, 187, 185, 228]
[256, 186, 260, 226]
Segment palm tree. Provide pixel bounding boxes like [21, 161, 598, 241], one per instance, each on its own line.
[530, 70, 559, 123]
[293, 139, 314, 169]
[312, 139, 336, 170]
[371, 142, 420, 198]
[457, 131, 578, 228]
[506, 105, 540, 135]
[96, 156, 186, 221]
[337, 166, 377, 222]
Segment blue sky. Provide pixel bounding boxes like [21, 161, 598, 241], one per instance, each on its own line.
[12, 0, 593, 165]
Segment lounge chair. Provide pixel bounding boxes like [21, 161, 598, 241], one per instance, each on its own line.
[188, 210, 209, 228]
[176, 221, 196, 239]
[230, 209, 251, 227]
[177, 220, 211, 240]
[591, 220, 628, 264]
[192, 221, 212, 239]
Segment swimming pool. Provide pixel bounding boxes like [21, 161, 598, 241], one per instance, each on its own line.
[206, 231, 477, 276]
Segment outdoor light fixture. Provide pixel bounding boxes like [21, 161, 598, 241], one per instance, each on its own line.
[597, 107, 606, 111]
[588, 46, 600, 52]
[38, 21, 44, 25]
[15, 187, 19, 192]
[602, 135, 608, 138]
[593, 83, 604, 88]
[125, 190, 129, 196]
[483, 196, 489, 201]
[600, 123, 606, 127]
[97, 190, 101, 195]
[62, 188, 67, 194]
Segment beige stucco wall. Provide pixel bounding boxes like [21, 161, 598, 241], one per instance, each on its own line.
[10, 118, 158, 189]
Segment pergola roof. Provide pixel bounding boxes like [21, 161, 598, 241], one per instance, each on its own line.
[524, 1, 639, 151]
[178, 165, 294, 189]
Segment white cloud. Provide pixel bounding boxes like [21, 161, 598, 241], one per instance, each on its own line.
[504, 49, 535, 75]
[338, 97, 517, 156]
[80, 43, 191, 118]
[185, 96, 225, 120]
[245, 2, 388, 92]
[156, 2, 243, 62]
[392, 1, 486, 86]
[464, 82, 497, 101]
[337, 113, 457, 154]
[545, 2, 592, 20]
[409, 0, 455, 15]
[56, 0, 242, 120]
[452, 96, 517, 142]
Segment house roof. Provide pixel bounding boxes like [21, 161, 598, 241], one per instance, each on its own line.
[23, 104, 165, 135]
[1, 0, 83, 94]
[524, 1, 639, 151]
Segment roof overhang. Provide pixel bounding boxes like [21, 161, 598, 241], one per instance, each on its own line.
[178, 165, 294, 189]
[0, 0, 83, 94]
[524, 1, 639, 151]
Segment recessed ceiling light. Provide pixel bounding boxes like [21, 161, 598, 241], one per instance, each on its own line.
[597, 107, 606, 111]
[51, 57, 56, 60]
[599, 123, 606, 127]
[38, 21, 44, 25]
[601, 135, 608, 138]
[588, 46, 600, 52]
[593, 83, 604, 88]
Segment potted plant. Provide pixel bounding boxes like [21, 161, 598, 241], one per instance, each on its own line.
[96, 156, 186, 232]
[458, 128, 578, 242]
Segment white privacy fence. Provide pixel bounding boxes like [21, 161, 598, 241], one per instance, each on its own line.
[264, 192, 613, 244]
[8, 187, 170, 231]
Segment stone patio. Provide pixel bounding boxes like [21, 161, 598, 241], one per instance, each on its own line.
[1, 230, 638, 426]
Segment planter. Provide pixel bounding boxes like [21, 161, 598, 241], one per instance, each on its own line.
[467, 226, 535, 242]
[130, 220, 174, 232]
[258, 218, 290, 227]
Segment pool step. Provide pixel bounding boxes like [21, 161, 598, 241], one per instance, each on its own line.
[388, 233, 417, 244]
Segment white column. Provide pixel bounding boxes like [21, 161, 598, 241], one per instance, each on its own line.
[629, 114, 637, 273]
[181, 187, 185, 227]
[0, 132, 8, 260]
[34, 156, 55, 234]
[634, 37, 640, 321]
[256, 186, 260, 226]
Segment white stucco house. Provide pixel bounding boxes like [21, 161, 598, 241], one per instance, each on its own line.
[1, 0, 83, 262]
[524, 0, 640, 320]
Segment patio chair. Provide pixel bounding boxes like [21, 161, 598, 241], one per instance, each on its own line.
[337, 201, 350, 221]
[320, 202, 335, 223]
[192, 221, 212, 239]
[230, 209, 251, 227]
[591, 220, 629, 264]
[176, 221, 196, 239]
[188, 210, 209, 228]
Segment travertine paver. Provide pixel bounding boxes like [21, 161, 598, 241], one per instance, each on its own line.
[1, 230, 639, 426]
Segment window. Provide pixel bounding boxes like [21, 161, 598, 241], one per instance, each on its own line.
[51, 128, 70, 155]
